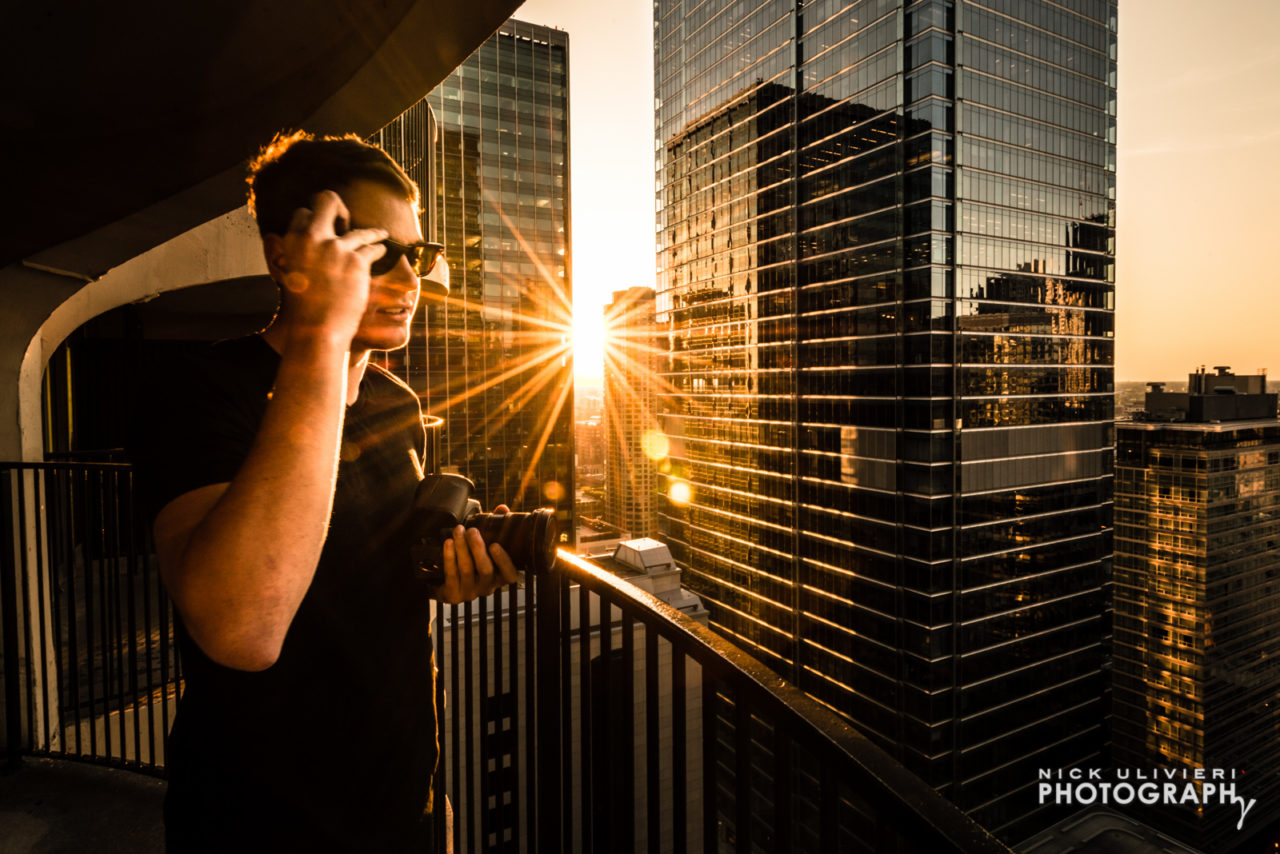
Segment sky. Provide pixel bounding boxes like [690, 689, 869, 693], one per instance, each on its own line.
[514, 0, 1280, 384]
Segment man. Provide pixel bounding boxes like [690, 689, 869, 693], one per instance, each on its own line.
[138, 131, 516, 852]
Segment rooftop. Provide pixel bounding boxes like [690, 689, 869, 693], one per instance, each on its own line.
[1118, 417, 1280, 433]
[1017, 808, 1200, 854]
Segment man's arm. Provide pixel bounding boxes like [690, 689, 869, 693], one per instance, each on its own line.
[154, 192, 384, 672]
[154, 338, 356, 671]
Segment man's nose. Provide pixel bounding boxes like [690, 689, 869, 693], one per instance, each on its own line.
[379, 257, 421, 289]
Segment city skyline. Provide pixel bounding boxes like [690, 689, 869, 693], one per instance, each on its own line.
[513, 0, 1280, 383]
[0, 4, 1045, 851]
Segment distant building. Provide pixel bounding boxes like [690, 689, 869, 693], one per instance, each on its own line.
[604, 287, 659, 539]
[1115, 380, 1157, 421]
[387, 20, 574, 528]
[575, 417, 606, 541]
[1114, 366, 1280, 851]
[1142, 366, 1273, 422]
[575, 383, 604, 421]
[576, 416, 605, 471]
[575, 517, 626, 558]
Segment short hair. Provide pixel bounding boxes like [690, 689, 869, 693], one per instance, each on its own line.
[247, 130, 418, 237]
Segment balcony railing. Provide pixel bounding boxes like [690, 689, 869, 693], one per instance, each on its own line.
[0, 462, 179, 774]
[1, 461, 1012, 853]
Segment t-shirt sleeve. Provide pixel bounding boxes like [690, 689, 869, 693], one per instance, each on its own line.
[132, 349, 267, 520]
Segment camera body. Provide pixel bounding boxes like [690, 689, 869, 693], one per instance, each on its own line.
[410, 473, 557, 584]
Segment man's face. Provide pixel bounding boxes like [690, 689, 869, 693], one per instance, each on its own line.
[341, 178, 423, 353]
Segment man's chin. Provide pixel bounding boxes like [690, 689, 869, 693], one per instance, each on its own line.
[352, 329, 411, 354]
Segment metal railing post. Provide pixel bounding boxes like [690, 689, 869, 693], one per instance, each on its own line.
[533, 570, 563, 852]
[1, 471, 24, 768]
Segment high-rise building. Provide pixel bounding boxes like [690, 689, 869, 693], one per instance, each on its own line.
[604, 287, 660, 539]
[654, 0, 1116, 840]
[390, 20, 574, 526]
[1114, 367, 1280, 851]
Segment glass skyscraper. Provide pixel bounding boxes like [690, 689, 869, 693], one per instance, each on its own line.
[654, 0, 1116, 840]
[604, 287, 661, 539]
[1114, 369, 1280, 851]
[389, 21, 574, 527]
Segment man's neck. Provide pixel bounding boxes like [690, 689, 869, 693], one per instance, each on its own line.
[259, 325, 369, 406]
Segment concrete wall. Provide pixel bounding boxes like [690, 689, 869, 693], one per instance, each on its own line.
[0, 208, 266, 461]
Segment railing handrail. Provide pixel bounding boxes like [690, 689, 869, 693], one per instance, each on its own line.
[553, 549, 1014, 854]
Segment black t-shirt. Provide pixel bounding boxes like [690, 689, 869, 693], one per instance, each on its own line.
[136, 336, 437, 853]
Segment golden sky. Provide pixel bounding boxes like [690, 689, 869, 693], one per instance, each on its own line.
[515, 0, 1280, 383]
[1116, 0, 1280, 381]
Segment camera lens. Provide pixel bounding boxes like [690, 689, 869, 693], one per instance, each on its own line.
[466, 509, 557, 575]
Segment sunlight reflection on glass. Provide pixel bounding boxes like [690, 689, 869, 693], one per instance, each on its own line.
[641, 429, 669, 461]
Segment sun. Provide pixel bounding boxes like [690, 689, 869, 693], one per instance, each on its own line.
[572, 303, 605, 382]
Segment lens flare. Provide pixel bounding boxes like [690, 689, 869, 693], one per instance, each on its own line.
[599, 289, 691, 531]
[669, 481, 692, 505]
[404, 188, 575, 514]
[641, 430, 669, 461]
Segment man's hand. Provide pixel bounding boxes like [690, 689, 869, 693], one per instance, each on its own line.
[435, 505, 521, 603]
[268, 190, 388, 346]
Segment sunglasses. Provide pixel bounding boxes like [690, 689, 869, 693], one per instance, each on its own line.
[370, 238, 445, 278]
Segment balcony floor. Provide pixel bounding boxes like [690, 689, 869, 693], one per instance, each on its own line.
[0, 757, 165, 853]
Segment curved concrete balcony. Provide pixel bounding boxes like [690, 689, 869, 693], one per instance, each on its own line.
[0, 462, 1011, 852]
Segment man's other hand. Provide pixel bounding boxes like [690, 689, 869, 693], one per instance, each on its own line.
[436, 505, 521, 603]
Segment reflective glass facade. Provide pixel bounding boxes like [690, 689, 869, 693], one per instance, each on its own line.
[654, 0, 1115, 840]
[395, 22, 574, 525]
[604, 287, 661, 538]
[1115, 413, 1280, 850]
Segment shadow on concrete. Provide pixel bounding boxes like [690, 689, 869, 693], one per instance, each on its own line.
[0, 757, 164, 853]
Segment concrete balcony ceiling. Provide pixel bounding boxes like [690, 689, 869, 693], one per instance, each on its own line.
[1, 0, 523, 275]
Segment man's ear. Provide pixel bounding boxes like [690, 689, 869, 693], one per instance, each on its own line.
[262, 233, 288, 282]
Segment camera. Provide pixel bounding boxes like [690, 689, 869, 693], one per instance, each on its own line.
[410, 473, 557, 584]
